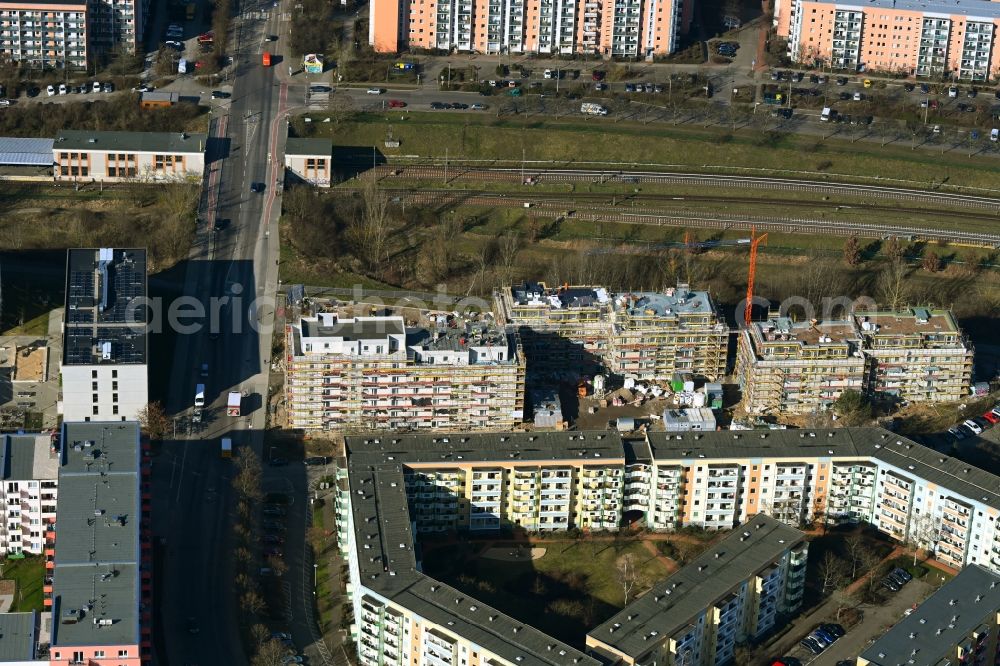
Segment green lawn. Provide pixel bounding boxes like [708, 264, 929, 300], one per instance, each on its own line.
[422, 539, 671, 647]
[310, 111, 1000, 192]
[1, 555, 45, 612]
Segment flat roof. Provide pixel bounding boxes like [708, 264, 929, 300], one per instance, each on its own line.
[0, 137, 54, 166]
[1, 433, 58, 480]
[615, 286, 717, 317]
[300, 316, 404, 340]
[509, 282, 611, 310]
[752, 317, 859, 346]
[51, 422, 141, 648]
[856, 308, 961, 337]
[63, 248, 147, 366]
[860, 565, 1000, 666]
[0, 611, 37, 660]
[588, 515, 805, 659]
[809, 0, 1000, 19]
[54, 129, 208, 154]
[285, 137, 332, 157]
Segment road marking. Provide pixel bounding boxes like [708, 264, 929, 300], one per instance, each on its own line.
[174, 443, 189, 503]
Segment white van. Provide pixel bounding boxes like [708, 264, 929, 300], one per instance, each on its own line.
[820, 107, 832, 122]
[991, 128, 999, 142]
[194, 383, 205, 408]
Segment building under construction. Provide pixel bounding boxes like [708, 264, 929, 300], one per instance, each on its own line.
[736, 316, 867, 415]
[854, 308, 973, 404]
[609, 285, 729, 382]
[737, 307, 973, 415]
[285, 310, 526, 431]
[493, 282, 728, 382]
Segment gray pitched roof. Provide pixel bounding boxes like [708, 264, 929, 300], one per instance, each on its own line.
[54, 130, 207, 154]
[0, 137, 54, 166]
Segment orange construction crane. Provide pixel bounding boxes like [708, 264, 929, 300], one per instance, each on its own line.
[744, 227, 768, 327]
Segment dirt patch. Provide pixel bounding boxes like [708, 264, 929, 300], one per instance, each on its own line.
[481, 546, 547, 562]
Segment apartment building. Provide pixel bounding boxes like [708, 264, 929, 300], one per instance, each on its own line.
[48, 421, 149, 666]
[0, 433, 59, 556]
[587, 515, 807, 666]
[61, 248, 148, 423]
[736, 316, 866, 415]
[609, 286, 728, 382]
[86, 0, 147, 57]
[53, 130, 207, 183]
[859, 565, 1000, 666]
[0, 0, 88, 70]
[777, 0, 1000, 80]
[494, 282, 614, 377]
[370, 0, 692, 57]
[494, 282, 727, 381]
[855, 308, 973, 403]
[285, 311, 526, 431]
[341, 433, 607, 666]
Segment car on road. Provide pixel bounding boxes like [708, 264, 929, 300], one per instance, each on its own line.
[304, 456, 330, 466]
[187, 617, 200, 634]
[388, 99, 406, 108]
[367, 87, 384, 94]
[250, 182, 265, 193]
[261, 534, 284, 544]
[211, 90, 231, 99]
[963, 419, 984, 434]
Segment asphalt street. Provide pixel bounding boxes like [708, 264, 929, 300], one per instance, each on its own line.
[150, 0, 285, 662]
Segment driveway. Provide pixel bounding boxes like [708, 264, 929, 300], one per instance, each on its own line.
[769, 578, 935, 665]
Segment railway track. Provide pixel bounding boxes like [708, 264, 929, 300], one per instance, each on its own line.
[383, 190, 1000, 247]
[368, 165, 1000, 212]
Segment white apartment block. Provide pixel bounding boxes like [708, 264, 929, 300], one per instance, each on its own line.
[0, 0, 88, 70]
[494, 282, 728, 382]
[285, 312, 526, 431]
[61, 248, 148, 423]
[53, 130, 207, 183]
[0, 433, 59, 555]
[337, 428, 1000, 666]
[587, 515, 807, 666]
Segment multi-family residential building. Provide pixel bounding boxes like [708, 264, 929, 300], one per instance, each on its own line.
[48, 421, 149, 666]
[494, 282, 727, 382]
[53, 130, 207, 182]
[736, 316, 866, 415]
[284, 137, 333, 187]
[609, 286, 728, 382]
[0, 0, 88, 70]
[0, 433, 59, 556]
[61, 248, 148, 423]
[494, 282, 614, 377]
[586, 515, 807, 666]
[859, 565, 1000, 666]
[285, 311, 526, 431]
[369, 0, 692, 57]
[86, 0, 148, 58]
[776, 0, 1000, 80]
[855, 308, 973, 403]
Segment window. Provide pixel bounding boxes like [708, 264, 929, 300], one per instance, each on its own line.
[118, 649, 129, 657]
[112, 393, 118, 403]
[92, 370, 98, 379]
[112, 370, 118, 378]
[92, 405, 99, 415]
[92, 381, 98, 390]
[92, 393, 98, 403]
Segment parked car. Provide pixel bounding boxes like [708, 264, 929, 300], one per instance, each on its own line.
[904, 83, 915, 92]
[58, 83, 68, 94]
[808, 633, 830, 648]
[983, 411, 999, 425]
[948, 86, 958, 97]
[992, 128, 1000, 142]
[103, 82, 114, 92]
[250, 182, 265, 193]
[26, 87, 40, 97]
[821, 623, 846, 638]
[263, 506, 286, 516]
[304, 456, 330, 466]
[920, 83, 930, 94]
[591, 70, 606, 81]
[46, 85, 55, 96]
[470, 103, 488, 110]
[211, 90, 231, 99]
[799, 637, 824, 654]
[962, 420, 983, 435]
[948, 426, 968, 440]
[594, 82, 608, 91]
[882, 577, 901, 592]
[971, 417, 989, 431]
[892, 568, 913, 583]
[836, 76, 848, 86]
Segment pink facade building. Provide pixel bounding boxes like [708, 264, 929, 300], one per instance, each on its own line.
[370, 0, 692, 57]
[776, 0, 1000, 80]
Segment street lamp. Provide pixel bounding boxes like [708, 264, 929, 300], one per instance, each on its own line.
[313, 563, 319, 596]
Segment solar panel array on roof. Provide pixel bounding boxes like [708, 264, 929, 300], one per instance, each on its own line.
[0, 137, 54, 166]
[63, 249, 148, 366]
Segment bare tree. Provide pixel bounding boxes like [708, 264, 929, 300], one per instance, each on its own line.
[137, 402, 170, 440]
[267, 555, 288, 577]
[327, 92, 356, 124]
[907, 511, 939, 566]
[251, 623, 271, 647]
[496, 230, 521, 286]
[817, 551, 847, 594]
[921, 250, 943, 273]
[354, 178, 392, 276]
[616, 553, 639, 605]
[251, 638, 288, 666]
[843, 236, 862, 266]
[232, 448, 263, 502]
[878, 257, 909, 310]
[240, 589, 267, 615]
[844, 534, 865, 580]
[859, 545, 885, 601]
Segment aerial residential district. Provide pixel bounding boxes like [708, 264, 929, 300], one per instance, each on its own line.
[3, 0, 1000, 663]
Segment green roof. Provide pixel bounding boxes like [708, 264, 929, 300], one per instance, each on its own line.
[54, 130, 207, 154]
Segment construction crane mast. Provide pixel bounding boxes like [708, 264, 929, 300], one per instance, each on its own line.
[744, 227, 768, 327]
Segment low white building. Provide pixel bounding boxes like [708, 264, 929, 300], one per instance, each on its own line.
[284, 137, 332, 187]
[53, 130, 207, 182]
[0, 434, 59, 556]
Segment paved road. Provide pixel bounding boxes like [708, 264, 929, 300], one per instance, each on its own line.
[150, 0, 284, 661]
